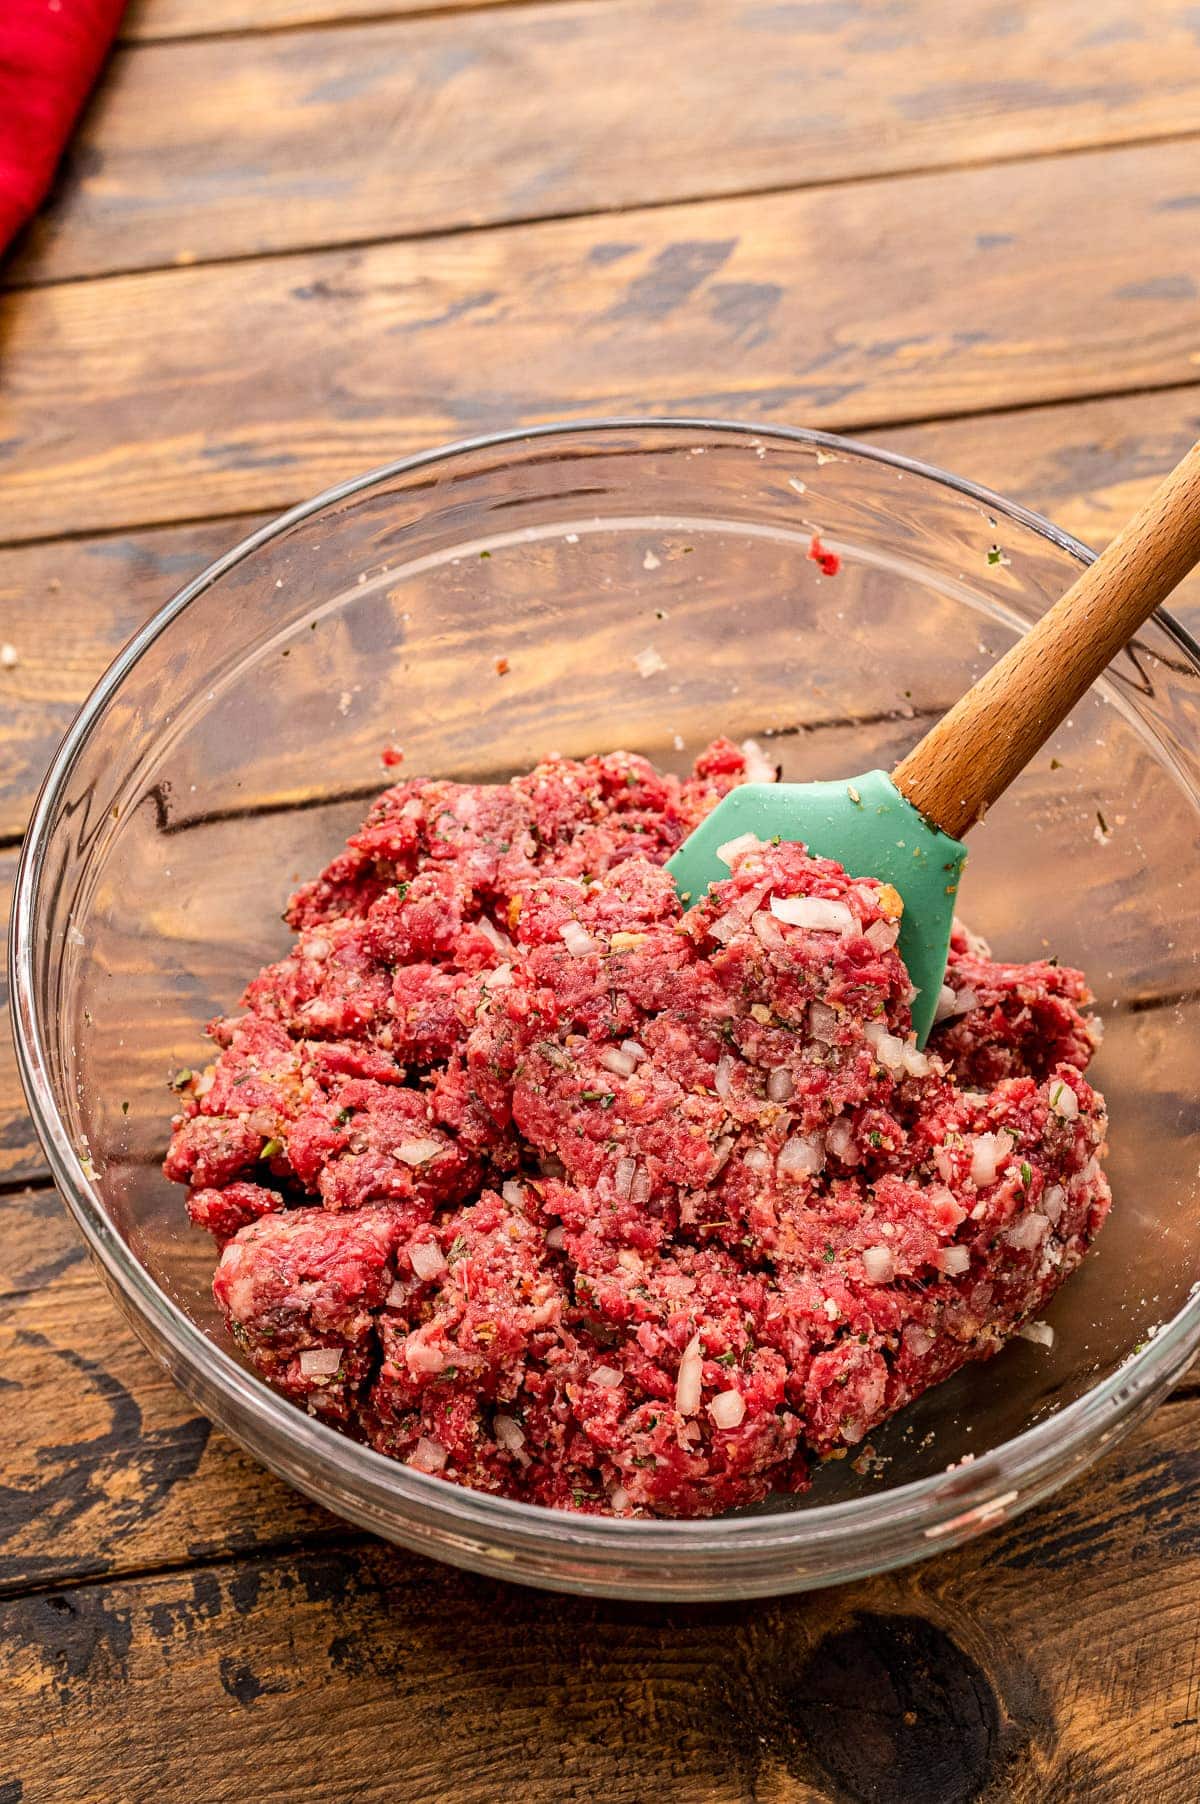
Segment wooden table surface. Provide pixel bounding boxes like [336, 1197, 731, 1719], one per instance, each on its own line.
[4, 2, 1200, 1799]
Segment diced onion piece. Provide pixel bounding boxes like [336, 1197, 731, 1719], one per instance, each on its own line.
[739, 738, 777, 783]
[716, 832, 762, 868]
[770, 894, 855, 934]
[713, 1054, 735, 1099]
[934, 1246, 971, 1276]
[904, 1325, 933, 1357]
[476, 915, 514, 954]
[558, 920, 595, 956]
[501, 1180, 524, 1207]
[778, 1134, 825, 1179]
[809, 1000, 838, 1042]
[591, 1365, 623, 1389]
[864, 1020, 906, 1072]
[405, 1337, 447, 1375]
[711, 1135, 735, 1177]
[1049, 1081, 1079, 1120]
[708, 1388, 746, 1430]
[408, 1437, 448, 1473]
[299, 1347, 342, 1378]
[865, 918, 899, 953]
[862, 1244, 895, 1283]
[751, 910, 785, 950]
[614, 1156, 637, 1200]
[494, 1413, 525, 1453]
[900, 1042, 932, 1078]
[969, 1130, 1012, 1188]
[609, 1485, 631, 1513]
[600, 1045, 638, 1077]
[1041, 1184, 1066, 1227]
[634, 646, 667, 678]
[826, 1117, 858, 1163]
[395, 1136, 443, 1166]
[743, 1146, 770, 1172]
[933, 983, 958, 1023]
[631, 1166, 652, 1206]
[1017, 1319, 1056, 1349]
[483, 961, 513, 990]
[385, 1281, 408, 1308]
[766, 1067, 793, 1103]
[675, 1332, 704, 1417]
[545, 1224, 566, 1250]
[620, 1040, 647, 1064]
[707, 913, 739, 944]
[1006, 1212, 1048, 1251]
[409, 1239, 446, 1281]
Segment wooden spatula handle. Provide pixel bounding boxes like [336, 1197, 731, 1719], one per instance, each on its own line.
[892, 440, 1200, 840]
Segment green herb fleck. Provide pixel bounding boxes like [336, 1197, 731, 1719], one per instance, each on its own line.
[336, 1107, 355, 1126]
[1020, 1161, 1032, 1190]
[823, 1244, 836, 1264]
[121, 1100, 130, 1116]
[1049, 757, 1062, 771]
[447, 1234, 468, 1265]
[260, 1138, 284, 1160]
[716, 1350, 737, 1367]
[868, 1130, 883, 1148]
[394, 880, 410, 901]
[479, 549, 492, 559]
[170, 1068, 194, 1091]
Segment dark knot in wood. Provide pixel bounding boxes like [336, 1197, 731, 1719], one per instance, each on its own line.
[788, 1612, 1000, 1804]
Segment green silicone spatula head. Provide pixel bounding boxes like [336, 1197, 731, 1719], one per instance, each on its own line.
[668, 440, 1200, 1043]
[667, 770, 966, 1042]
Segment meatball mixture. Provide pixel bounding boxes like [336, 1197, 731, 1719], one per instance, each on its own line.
[167, 739, 1110, 1518]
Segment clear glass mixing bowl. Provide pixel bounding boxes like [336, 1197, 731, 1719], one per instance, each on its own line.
[12, 420, 1200, 1600]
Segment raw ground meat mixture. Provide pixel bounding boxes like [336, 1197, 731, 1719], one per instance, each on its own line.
[166, 738, 1110, 1518]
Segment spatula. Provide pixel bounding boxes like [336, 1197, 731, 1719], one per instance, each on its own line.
[668, 440, 1200, 1043]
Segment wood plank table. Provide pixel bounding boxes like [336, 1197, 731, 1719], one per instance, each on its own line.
[4, 2, 1200, 1798]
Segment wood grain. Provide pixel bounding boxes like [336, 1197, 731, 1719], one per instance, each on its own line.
[4, 139, 1200, 543]
[0, 1249, 333, 1597]
[121, 0, 540, 39]
[3, 1393, 1200, 1801]
[12, 0, 1200, 285]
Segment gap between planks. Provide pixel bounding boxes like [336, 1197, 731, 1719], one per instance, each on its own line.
[122, 0, 604, 50]
[4, 373, 1200, 559]
[10, 127, 1200, 296]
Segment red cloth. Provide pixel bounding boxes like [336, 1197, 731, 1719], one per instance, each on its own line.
[0, 0, 127, 254]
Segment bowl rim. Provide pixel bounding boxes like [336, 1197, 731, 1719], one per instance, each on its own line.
[12, 415, 1200, 1576]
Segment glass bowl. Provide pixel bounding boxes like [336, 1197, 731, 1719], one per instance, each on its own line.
[12, 420, 1200, 1601]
